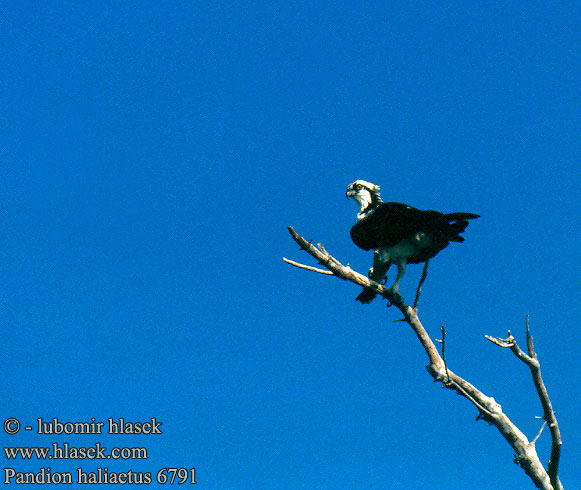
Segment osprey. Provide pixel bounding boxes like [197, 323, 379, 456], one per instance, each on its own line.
[346, 180, 479, 303]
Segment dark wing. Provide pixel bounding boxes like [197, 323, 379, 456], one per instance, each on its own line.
[350, 202, 443, 250]
[350, 202, 479, 252]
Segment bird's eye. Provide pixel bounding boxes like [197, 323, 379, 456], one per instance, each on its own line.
[354, 183, 361, 190]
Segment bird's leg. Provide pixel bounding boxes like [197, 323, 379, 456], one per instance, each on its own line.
[389, 258, 407, 294]
[413, 260, 429, 310]
[371, 258, 391, 285]
[368, 250, 390, 281]
[356, 252, 391, 304]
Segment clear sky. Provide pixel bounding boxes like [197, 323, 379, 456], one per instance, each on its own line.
[2, 1, 580, 489]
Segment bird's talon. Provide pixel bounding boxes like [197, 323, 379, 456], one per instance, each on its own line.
[386, 287, 403, 303]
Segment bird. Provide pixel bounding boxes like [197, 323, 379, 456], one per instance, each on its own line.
[346, 180, 479, 303]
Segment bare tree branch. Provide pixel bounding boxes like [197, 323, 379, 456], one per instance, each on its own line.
[286, 226, 562, 490]
[282, 257, 334, 275]
[532, 421, 548, 445]
[486, 317, 563, 490]
[435, 325, 451, 383]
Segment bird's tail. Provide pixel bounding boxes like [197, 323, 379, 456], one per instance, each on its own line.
[444, 212, 479, 243]
[444, 212, 480, 221]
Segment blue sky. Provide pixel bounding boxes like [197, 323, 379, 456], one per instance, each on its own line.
[2, 1, 580, 488]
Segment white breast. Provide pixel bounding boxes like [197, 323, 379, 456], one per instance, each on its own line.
[377, 232, 432, 262]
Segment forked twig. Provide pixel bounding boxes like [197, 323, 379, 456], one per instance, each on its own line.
[486, 316, 562, 490]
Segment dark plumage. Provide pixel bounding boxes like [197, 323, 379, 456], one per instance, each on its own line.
[351, 203, 477, 261]
[346, 180, 479, 303]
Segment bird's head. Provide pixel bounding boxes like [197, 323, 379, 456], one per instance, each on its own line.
[346, 180, 382, 218]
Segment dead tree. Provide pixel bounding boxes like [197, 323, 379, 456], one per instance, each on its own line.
[284, 226, 563, 490]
